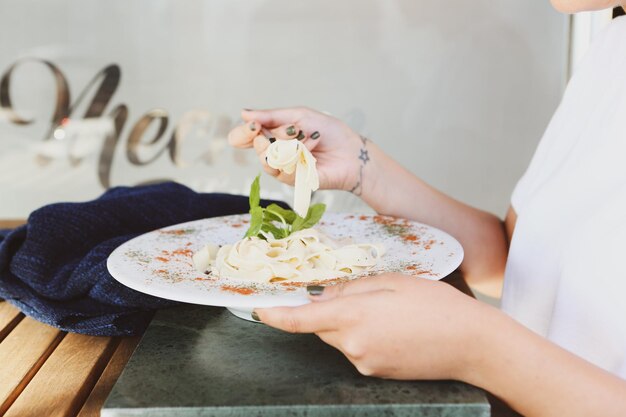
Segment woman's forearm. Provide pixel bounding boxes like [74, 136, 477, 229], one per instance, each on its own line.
[463, 306, 626, 417]
[361, 141, 508, 296]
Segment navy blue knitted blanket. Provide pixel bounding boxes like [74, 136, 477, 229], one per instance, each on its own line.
[0, 182, 281, 336]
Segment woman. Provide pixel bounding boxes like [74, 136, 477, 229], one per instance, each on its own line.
[227, 1, 626, 415]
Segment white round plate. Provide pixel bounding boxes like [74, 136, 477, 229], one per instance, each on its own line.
[107, 213, 463, 320]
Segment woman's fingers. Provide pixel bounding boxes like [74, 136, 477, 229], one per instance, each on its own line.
[270, 124, 300, 139]
[242, 108, 320, 142]
[308, 274, 406, 302]
[254, 299, 344, 333]
[242, 108, 304, 127]
[253, 128, 299, 185]
[227, 121, 260, 148]
[253, 133, 296, 183]
[234, 107, 330, 186]
[240, 108, 326, 155]
[253, 133, 271, 154]
[229, 120, 309, 150]
[253, 135, 280, 177]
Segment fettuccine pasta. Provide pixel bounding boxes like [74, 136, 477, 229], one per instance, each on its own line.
[191, 137, 384, 283]
[193, 228, 385, 283]
[266, 139, 319, 217]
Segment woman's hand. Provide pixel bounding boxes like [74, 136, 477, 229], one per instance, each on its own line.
[228, 107, 367, 192]
[228, 107, 510, 296]
[257, 274, 626, 417]
[254, 273, 490, 381]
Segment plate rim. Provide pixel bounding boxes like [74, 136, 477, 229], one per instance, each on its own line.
[106, 212, 464, 308]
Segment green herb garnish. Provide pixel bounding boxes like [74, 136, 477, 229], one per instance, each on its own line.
[244, 174, 326, 240]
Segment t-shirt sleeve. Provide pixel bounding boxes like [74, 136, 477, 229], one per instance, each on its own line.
[512, 18, 622, 215]
[510, 111, 563, 214]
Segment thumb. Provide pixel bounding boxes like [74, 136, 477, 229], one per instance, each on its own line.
[307, 273, 405, 302]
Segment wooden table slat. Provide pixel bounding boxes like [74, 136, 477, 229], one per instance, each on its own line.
[4, 332, 119, 417]
[0, 221, 134, 417]
[0, 316, 65, 415]
[77, 336, 141, 417]
[0, 220, 26, 229]
[0, 302, 24, 343]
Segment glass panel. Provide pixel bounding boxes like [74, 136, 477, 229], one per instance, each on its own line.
[0, 0, 567, 217]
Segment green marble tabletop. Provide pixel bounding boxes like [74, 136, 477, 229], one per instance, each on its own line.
[103, 305, 489, 417]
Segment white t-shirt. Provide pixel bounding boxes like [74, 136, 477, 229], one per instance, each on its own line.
[502, 16, 626, 379]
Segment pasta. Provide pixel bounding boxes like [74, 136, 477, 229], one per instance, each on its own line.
[266, 139, 319, 217]
[191, 137, 385, 283]
[192, 228, 385, 283]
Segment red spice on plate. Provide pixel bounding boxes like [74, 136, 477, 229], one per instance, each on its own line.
[159, 229, 193, 235]
[172, 248, 193, 256]
[194, 276, 214, 281]
[403, 234, 419, 242]
[156, 248, 195, 264]
[423, 239, 437, 250]
[220, 285, 256, 295]
[279, 276, 349, 288]
[405, 265, 435, 276]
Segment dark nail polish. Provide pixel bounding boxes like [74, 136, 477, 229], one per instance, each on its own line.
[311, 131, 320, 140]
[307, 285, 325, 296]
[249, 122, 256, 131]
[269, 137, 276, 143]
[296, 131, 305, 140]
[265, 156, 268, 162]
[251, 311, 261, 321]
[286, 125, 296, 136]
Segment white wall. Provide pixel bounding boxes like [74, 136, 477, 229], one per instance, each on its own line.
[0, 0, 568, 218]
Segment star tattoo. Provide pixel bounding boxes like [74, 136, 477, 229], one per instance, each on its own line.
[350, 135, 370, 196]
[359, 149, 370, 164]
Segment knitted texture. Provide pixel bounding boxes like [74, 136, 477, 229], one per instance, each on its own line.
[0, 182, 283, 336]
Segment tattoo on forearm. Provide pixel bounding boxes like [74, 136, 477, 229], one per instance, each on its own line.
[349, 135, 370, 196]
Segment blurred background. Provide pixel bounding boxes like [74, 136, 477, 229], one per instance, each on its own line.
[0, 0, 614, 219]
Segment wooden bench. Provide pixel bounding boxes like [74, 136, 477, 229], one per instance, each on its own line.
[0, 220, 141, 417]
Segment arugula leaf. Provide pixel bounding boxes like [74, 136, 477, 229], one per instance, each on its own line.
[243, 176, 326, 240]
[291, 203, 326, 232]
[261, 222, 288, 239]
[301, 203, 326, 229]
[263, 210, 281, 224]
[291, 215, 304, 232]
[266, 203, 297, 224]
[263, 210, 289, 231]
[249, 174, 261, 210]
[244, 206, 263, 238]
